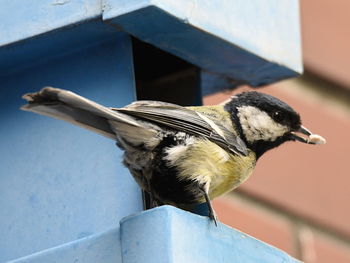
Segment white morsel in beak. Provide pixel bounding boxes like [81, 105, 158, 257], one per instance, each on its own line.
[308, 134, 326, 145]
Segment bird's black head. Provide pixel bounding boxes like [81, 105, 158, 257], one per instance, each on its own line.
[224, 91, 310, 158]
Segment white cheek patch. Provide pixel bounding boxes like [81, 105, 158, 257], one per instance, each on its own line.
[237, 106, 289, 143]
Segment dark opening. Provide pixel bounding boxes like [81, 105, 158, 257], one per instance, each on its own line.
[132, 37, 202, 106]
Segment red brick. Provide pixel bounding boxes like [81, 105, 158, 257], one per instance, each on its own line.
[299, 228, 350, 263]
[204, 83, 350, 237]
[213, 196, 296, 256]
[301, 0, 350, 88]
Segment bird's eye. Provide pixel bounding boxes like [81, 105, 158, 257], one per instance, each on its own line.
[273, 111, 284, 121]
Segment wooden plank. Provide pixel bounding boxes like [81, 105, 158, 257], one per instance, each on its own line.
[9, 229, 121, 263]
[120, 206, 301, 263]
[0, 0, 101, 46]
[0, 33, 142, 262]
[104, 0, 302, 86]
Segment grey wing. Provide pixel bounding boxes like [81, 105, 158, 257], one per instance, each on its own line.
[21, 87, 247, 156]
[21, 87, 161, 149]
[115, 102, 248, 156]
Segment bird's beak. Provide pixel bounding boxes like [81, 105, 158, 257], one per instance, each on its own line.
[290, 126, 326, 145]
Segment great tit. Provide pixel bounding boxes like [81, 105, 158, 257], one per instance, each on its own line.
[21, 87, 326, 225]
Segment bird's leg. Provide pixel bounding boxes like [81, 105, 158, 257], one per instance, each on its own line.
[149, 191, 159, 208]
[142, 179, 158, 209]
[199, 185, 218, 226]
[142, 190, 159, 209]
[142, 190, 151, 209]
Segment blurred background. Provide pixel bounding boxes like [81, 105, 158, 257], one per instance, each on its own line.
[210, 1, 350, 262]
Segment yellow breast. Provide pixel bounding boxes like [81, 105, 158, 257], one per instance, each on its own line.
[175, 139, 256, 200]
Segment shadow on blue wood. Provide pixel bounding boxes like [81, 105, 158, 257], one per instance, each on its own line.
[0, 32, 142, 262]
[0, 18, 119, 78]
[7, 228, 121, 263]
[120, 206, 301, 263]
[200, 71, 236, 96]
[104, 0, 302, 87]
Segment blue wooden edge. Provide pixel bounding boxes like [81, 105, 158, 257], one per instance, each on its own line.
[0, 18, 119, 77]
[7, 228, 121, 263]
[120, 205, 302, 263]
[5, 206, 301, 262]
[104, 0, 302, 87]
[1, 0, 302, 87]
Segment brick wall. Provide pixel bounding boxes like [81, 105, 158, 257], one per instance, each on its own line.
[204, 79, 350, 262]
[203, 2, 350, 261]
[300, 0, 350, 88]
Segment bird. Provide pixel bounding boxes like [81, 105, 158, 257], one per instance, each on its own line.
[21, 87, 326, 225]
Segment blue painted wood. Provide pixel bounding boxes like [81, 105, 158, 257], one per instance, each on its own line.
[0, 18, 120, 78]
[0, 32, 142, 262]
[104, 0, 302, 86]
[0, 1, 304, 261]
[200, 71, 234, 96]
[8, 228, 121, 263]
[120, 206, 301, 263]
[0, 0, 102, 46]
[1, 0, 302, 87]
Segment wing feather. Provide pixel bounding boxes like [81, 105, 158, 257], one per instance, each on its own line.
[115, 104, 248, 156]
[22, 87, 248, 156]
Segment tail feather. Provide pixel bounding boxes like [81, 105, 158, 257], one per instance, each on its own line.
[21, 87, 142, 140]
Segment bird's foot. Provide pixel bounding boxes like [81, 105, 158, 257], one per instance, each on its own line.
[209, 209, 218, 226]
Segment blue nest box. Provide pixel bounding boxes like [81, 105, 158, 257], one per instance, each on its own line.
[0, 0, 302, 262]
